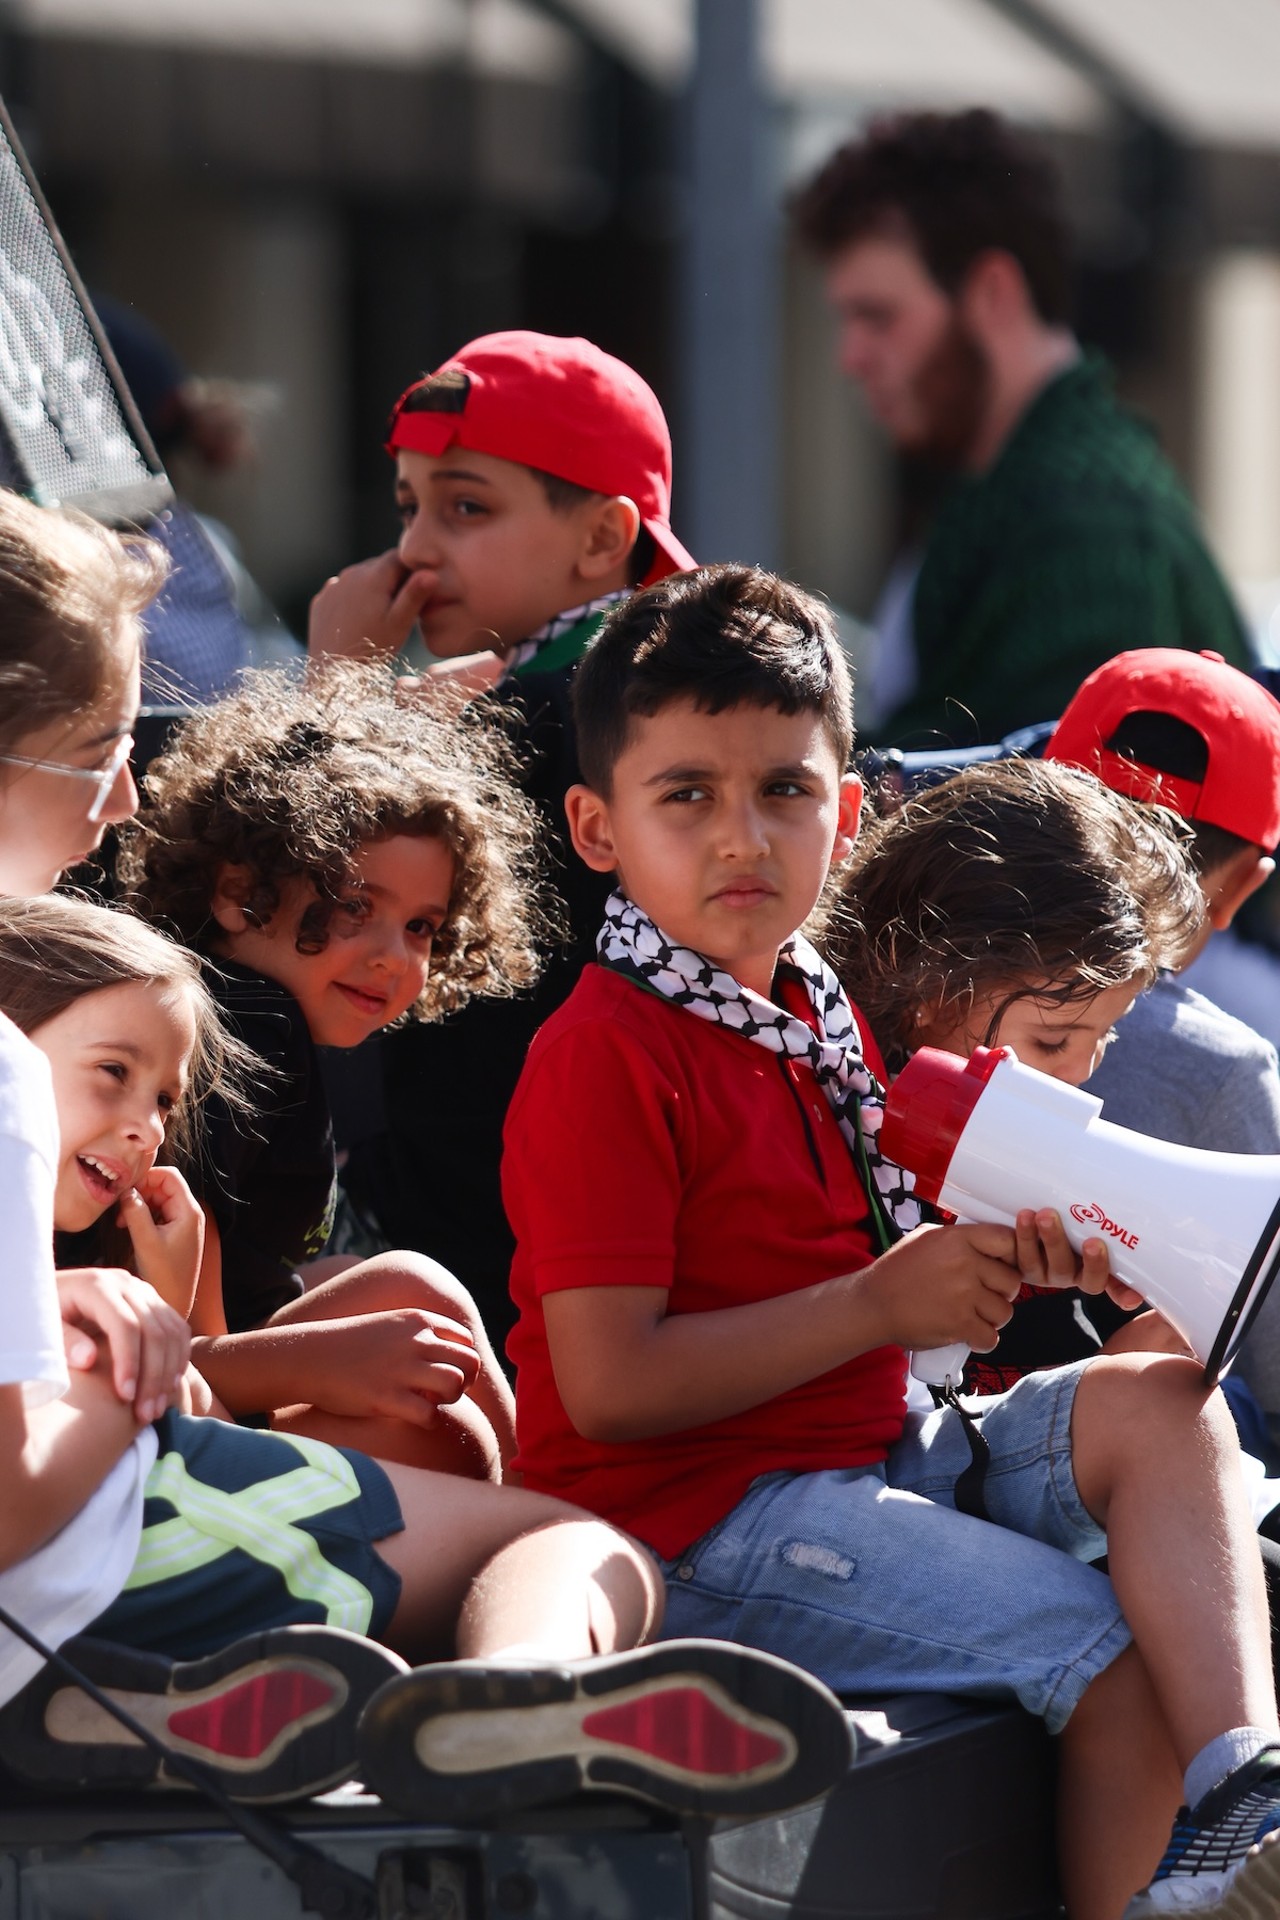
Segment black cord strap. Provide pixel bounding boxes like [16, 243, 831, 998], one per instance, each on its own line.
[933, 1383, 992, 1523]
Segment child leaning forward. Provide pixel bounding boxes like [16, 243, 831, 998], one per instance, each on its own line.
[829, 754, 1202, 1391]
[830, 755, 1280, 1670]
[118, 662, 542, 1479]
[503, 562, 1280, 1920]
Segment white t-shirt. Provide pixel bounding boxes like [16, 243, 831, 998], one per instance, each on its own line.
[0, 1010, 156, 1706]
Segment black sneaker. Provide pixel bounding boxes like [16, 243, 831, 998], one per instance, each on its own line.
[0, 1627, 408, 1803]
[1124, 1749, 1280, 1916]
[357, 1638, 854, 1822]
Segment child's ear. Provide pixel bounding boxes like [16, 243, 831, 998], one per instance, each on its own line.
[209, 863, 259, 936]
[577, 496, 641, 584]
[1206, 848, 1274, 932]
[564, 785, 620, 873]
[829, 773, 863, 866]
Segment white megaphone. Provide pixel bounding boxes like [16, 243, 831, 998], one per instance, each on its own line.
[880, 1045, 1280, 1390]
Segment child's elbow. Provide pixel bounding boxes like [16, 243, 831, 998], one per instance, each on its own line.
[559, 1380, 653, 1445]
[574, 1408, 641, 1444]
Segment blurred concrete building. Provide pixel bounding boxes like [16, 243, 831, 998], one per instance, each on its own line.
[8, 0, 1280, 659]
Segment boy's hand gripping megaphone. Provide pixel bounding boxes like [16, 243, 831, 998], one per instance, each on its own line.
[880, 1046, 1280, 1389]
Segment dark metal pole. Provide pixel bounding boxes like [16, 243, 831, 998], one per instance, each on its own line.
[681, 0, 777, 567]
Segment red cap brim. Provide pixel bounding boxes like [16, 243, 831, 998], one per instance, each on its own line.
[387, 412, 457, 458]
[642, 518, 698, 585]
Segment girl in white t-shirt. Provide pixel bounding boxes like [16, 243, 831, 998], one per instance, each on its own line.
[0, 491, 848, 1819]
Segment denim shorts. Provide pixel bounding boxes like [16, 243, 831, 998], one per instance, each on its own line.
[90, 1411, 404, 1661]
[659, 1360, 1130, 1733]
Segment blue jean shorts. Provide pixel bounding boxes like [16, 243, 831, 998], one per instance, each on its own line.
[90, 1411, 404, 1661]
[659, 1360, 1130, 1733]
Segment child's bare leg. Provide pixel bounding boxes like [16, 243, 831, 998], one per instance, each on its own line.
[371, 1463, 662, 1664]
[283, 1251, 516, 1463]
[176, 1364, 231, 1420]
[299, 1253, 362, 1288]
[360, 1464, 847, 1827]
[1071, 1354, 1279, 1761]
[455, 1519, 663, 1661]
[1057, 1645, 1183, 1920]
[273, 1394, 502, 1482]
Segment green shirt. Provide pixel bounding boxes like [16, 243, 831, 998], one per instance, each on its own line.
[879, 355, 1252, 748]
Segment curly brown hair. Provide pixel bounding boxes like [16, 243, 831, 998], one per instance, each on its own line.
[116, 662, 552, 1020]
[828, 758, 1204, 1074]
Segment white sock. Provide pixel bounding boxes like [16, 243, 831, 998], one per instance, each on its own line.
[1184, 1727, 1277, 1811]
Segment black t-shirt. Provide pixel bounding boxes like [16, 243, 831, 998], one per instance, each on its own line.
[193, 959, 337, 1332]
[346, 654, 612, 1346]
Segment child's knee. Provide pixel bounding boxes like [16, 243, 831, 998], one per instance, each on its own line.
[1072, 1350, 1236, 1455]
[352, 1251, 481, 1328]
[415, 1401, 503, 1482]
[400, 1255, 484, 1333]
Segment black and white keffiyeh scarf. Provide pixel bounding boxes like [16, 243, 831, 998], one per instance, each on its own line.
[597, 891, 923, 1246]
[504, 591, 630, 678]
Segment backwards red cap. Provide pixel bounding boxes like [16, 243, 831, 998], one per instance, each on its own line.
[386, 330, 695, 588]
[1044, 648, 1280, 850]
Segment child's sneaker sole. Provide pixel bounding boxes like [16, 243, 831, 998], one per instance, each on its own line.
[358, 1638, 854, 1822]
[1124, 1831, 1280, 1918]
[0, 1626, 407, 1802]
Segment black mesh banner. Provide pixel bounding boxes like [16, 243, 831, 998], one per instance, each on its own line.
[0, 94, 172, 526]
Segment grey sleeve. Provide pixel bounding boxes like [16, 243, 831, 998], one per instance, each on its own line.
[1197, 1038, 1280, 1156]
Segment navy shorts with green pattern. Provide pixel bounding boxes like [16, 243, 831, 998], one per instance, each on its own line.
[88, 1411, 404, 1660]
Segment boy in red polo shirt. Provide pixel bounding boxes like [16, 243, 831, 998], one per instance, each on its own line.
[504, 563, 1280, 1920]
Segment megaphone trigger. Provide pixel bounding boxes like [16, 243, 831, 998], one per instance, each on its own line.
[911, 1341, 971, 1388]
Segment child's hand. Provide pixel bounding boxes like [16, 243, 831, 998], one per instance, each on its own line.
[287, 1309, 483, 1427]
[1013, 1208, 1112, 1294]
[396, 651, 506, 707]
[118, 1168, 205, 1320]
[308, 549, 438, 661]
[56, 1266, 191, 1424]
[860, 1222, 1023, 1354]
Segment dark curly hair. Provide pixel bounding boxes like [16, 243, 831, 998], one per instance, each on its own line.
[790, 108, 1072, 327]
[117, 663, 552, 1020]
[828, 758, 1203, 1074]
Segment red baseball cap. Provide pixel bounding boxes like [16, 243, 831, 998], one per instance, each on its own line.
[386, 330, 695, 588]
[1044, 648, 1280, 849]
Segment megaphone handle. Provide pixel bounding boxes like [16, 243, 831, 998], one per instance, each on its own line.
[910, 1342, 971, 1388]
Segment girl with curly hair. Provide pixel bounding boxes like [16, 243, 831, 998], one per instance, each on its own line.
[118, 662, 550, 1482]
[828, 754, 1205, 1394]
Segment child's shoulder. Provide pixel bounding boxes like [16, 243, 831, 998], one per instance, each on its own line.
[521, 965, 697, 1080]
[507, 966, 724, 1175]
[533, 962, 674, 1044]
[201, 958, 316, 1072]
[518, 962, 769, 1116]
[0, 1009, 56, 1164]
[1159, 975, 1278, 1066]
